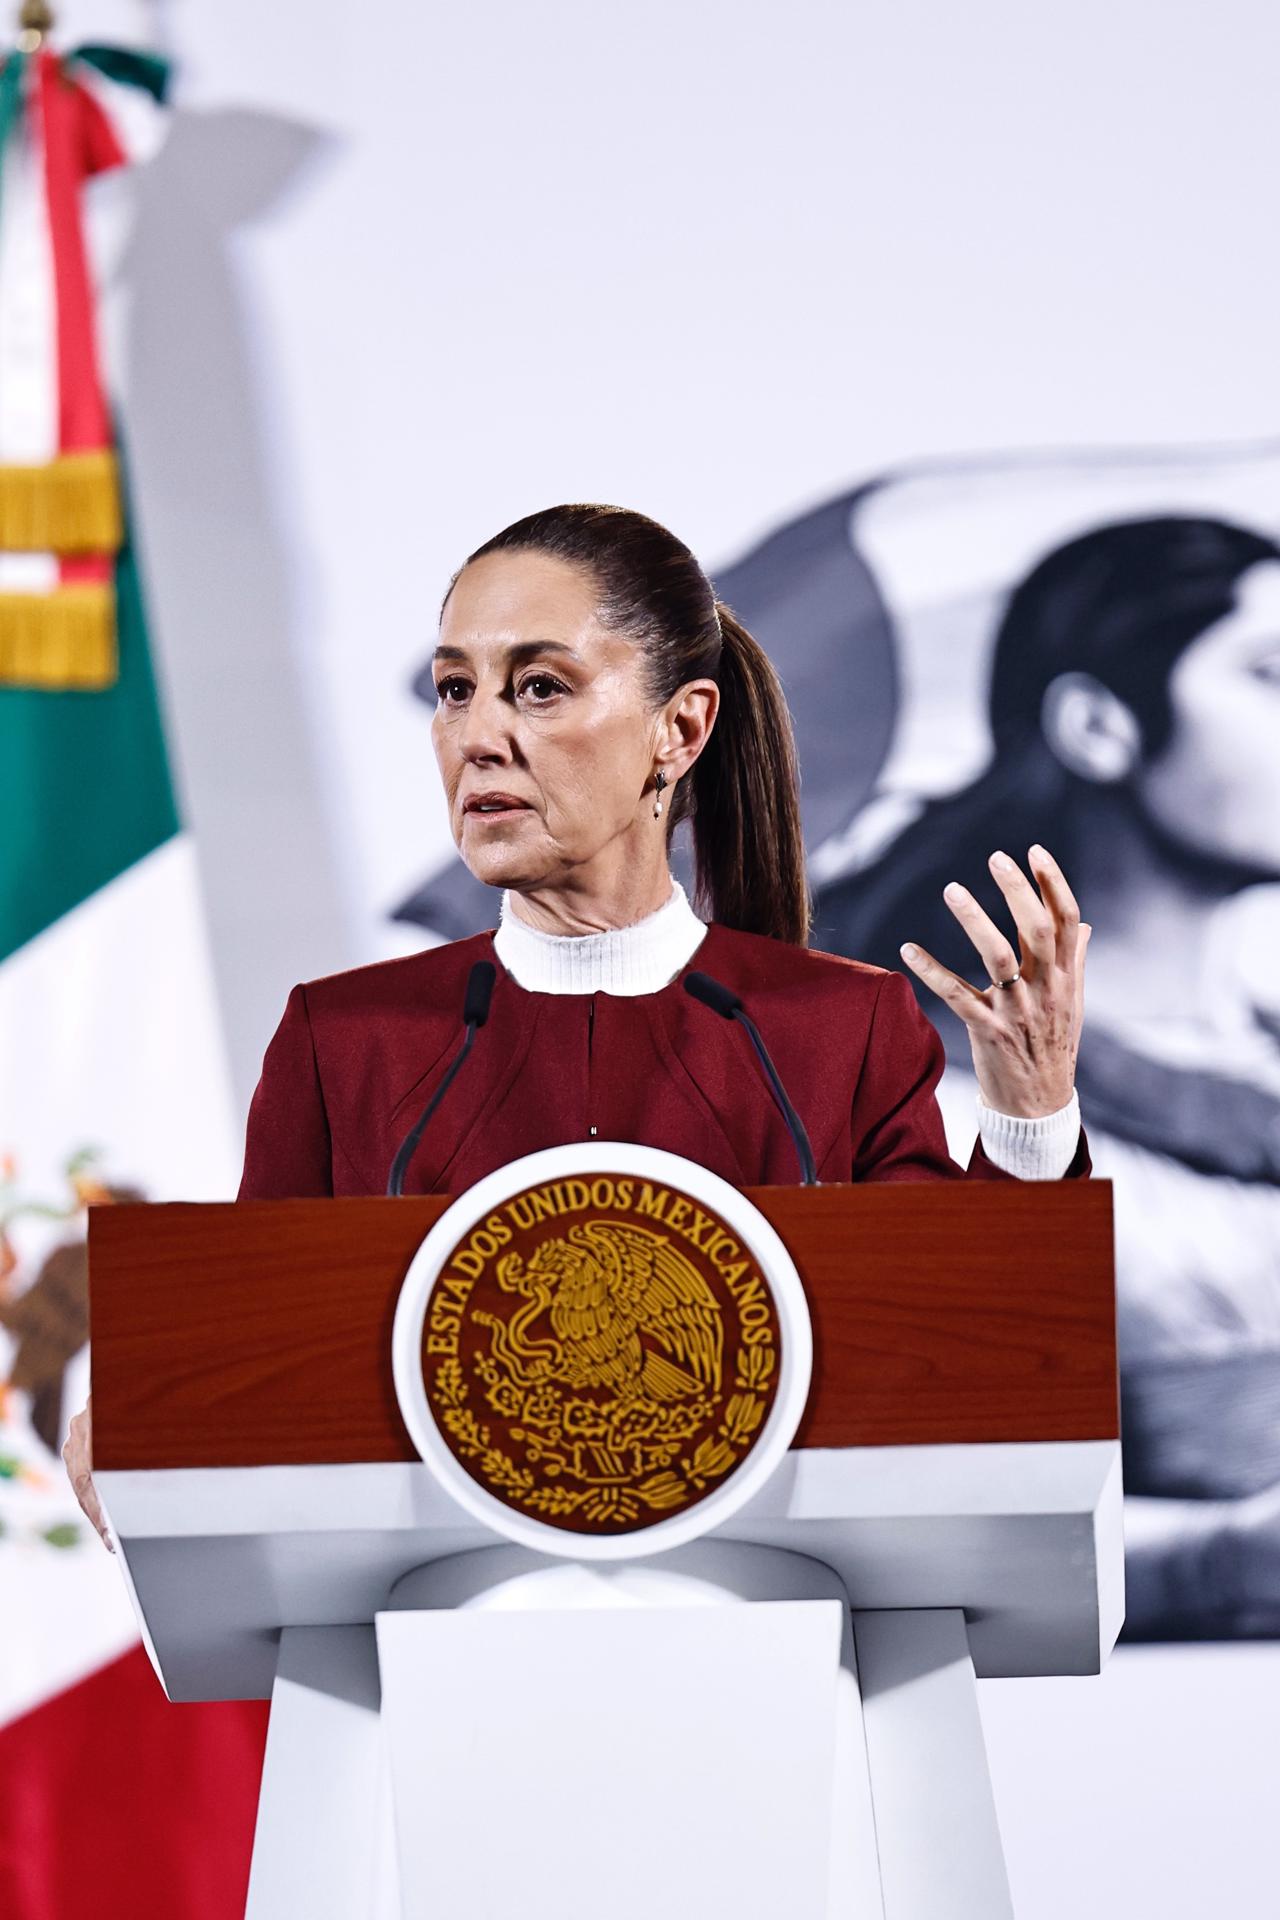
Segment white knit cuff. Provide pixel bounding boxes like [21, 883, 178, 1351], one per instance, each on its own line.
[976, 1089, 1082, 1180]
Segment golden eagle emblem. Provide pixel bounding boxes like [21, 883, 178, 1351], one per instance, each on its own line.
[477, 1220, 723, 1409]
[423, 1183, 782, 1535]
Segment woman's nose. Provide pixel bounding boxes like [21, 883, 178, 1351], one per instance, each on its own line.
[458, 686, 512, 764]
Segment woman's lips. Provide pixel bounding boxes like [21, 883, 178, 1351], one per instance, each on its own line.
[462, 795, 532, 819]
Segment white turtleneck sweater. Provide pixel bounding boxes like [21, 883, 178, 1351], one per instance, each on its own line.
[493, 881, 1081, 1180]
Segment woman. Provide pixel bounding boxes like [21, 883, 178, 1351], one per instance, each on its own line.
[819, 512, 1280, 1638]
[65, 502, 1089, 1538]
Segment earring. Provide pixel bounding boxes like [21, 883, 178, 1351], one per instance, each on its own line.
[653, 769, 668, 819]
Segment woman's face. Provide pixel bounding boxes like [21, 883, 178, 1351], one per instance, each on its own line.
[1136, 558, 1280, 875]
[430, 550, 667, 893]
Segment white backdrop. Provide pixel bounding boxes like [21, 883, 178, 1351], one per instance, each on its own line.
[51, 0, 1280, 1911]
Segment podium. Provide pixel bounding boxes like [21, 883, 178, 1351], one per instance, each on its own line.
[89, 1160, 1120, 1920]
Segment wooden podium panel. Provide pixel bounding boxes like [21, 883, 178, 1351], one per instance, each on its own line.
[90, 1182, 1115, 1472]
[91, 1180, 1122, 1693]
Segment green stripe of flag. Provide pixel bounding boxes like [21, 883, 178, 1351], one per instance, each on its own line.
[0, 52, 26, 213]
[69, 44, 172, 105]
[0, 440, 179, 963]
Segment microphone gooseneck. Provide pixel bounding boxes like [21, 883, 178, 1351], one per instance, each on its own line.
[683, 970, 818, 1186]
[387, 961, 496, 1197]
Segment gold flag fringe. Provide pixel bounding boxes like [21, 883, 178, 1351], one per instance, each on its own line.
[0, 584, 118, 689]
[0, 451, 123, 553]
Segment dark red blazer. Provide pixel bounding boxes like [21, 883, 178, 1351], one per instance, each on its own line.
[237, 921, 1088, 1199]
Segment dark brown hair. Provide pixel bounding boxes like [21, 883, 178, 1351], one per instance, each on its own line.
[444, 503, 810, 944]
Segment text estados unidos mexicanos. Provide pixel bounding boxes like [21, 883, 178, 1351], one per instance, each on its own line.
[424, 1179, 776, 1357]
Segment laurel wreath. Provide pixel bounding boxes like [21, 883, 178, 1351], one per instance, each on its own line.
[431, 1341, 776, 1525]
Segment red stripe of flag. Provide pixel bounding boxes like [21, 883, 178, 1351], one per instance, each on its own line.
[37, 49, 122, 456]
[0, 1645, 268, 1919]
[37, 50, 125, 598]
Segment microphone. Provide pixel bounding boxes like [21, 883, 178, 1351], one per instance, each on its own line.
[387, 961, 496, 1196]
[683, 970, 818, 1186]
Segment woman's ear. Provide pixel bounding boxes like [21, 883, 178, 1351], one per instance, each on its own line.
[658, 678, 719, 780]
[1041, 671, 1143, 783]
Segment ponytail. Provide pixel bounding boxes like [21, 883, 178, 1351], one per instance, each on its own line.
[687, 603, 810, 945]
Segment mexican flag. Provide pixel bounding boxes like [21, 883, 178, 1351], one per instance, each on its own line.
[0, 40, 266, 1917]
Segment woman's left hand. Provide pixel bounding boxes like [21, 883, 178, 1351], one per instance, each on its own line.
[899, 843, 1090, 1117]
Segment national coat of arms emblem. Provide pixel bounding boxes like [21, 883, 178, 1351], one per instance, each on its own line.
[403, 1152, 801, 1544]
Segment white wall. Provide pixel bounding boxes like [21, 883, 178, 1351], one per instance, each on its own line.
[59, 1, 1280, 1909]
[981, 1645, 1280, 1919]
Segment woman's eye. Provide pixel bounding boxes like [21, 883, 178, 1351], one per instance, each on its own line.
[519, 674, 567, 703]
[435, 677, 471, 704]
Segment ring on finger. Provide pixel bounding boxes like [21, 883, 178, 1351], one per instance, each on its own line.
[987, 967, 1021, 991]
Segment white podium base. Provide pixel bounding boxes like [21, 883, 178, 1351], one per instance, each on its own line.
[245, 1544, 1012, 1920]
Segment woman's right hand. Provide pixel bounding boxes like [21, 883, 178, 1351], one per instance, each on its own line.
[62, 1397, 114, 1552]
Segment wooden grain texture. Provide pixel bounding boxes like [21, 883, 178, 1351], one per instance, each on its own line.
[89, 1183, 1116, 1470]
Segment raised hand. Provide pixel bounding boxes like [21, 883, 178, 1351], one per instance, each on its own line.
[899, 844, 1089, 1117]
